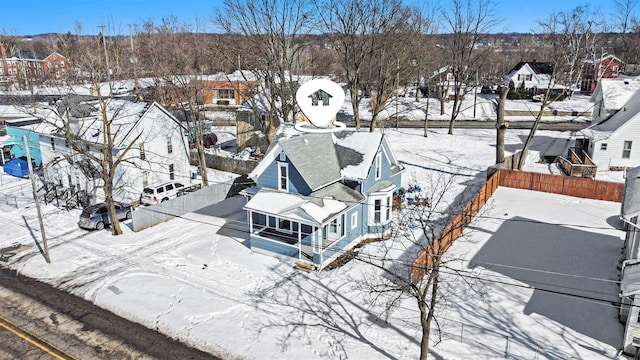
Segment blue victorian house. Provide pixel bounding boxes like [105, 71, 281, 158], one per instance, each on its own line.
[243, 125, 403, 269]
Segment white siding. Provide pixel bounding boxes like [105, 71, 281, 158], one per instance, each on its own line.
[592, 120, 640, 169]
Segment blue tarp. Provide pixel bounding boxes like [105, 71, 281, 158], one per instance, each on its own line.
[3, 159, 29, 178]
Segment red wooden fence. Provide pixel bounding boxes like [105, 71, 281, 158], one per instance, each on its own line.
[410, 169, 624, 281]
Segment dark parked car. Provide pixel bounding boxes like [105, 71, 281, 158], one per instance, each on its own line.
[77, 202, 133, 230]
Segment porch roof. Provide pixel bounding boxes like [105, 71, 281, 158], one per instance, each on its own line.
[244, 186, 356, 224]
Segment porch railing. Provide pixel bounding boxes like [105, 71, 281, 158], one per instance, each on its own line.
[557, 147, 597, 178]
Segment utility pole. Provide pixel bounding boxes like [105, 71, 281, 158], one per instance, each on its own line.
[23, 135, 50, 263]
[396, 58, 400, 129]
[99, 24, 111, 92]
[473, 69, 478, 118]
[129, 24, 139, 91]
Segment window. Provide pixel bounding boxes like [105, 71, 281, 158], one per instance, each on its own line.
[277, 218, 292, 233]
[139, 144, 145, 160]
[374, 199, 382, 223]
[613, 66, 619, 76]
[600, 143, 607, 151]
[351, 212, 358, 229]
[375, 152, 382, 180]
[169, 164, 175, 180]
[50, 137, 55, 150]
[278, 162, 288, 191]
[623, 141, 633, 159]
[166, 183, 174, 191]
[517, 74, 531, 81]
[167, 138, 173, 154]
[386, 196, 391, 220]
[329, 218, 338, 233]
[217, 89, 234, 99]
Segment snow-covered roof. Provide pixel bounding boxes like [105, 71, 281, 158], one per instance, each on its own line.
[31, 98, 183, 148]
[592, 76, 640, 111]
[622, 166, 640, 218]
[244, 187, 351, 224]
[200, 70, 259, 82]
[578, 86, 640, 141]
[251, 125, 392, 191]
[333, 131, 383, 180]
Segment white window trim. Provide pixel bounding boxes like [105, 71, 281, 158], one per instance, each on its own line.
[277, 161, 289, 191]
[375, 152, 382, 180]
[276, 217, 293, 234]
[623, 141, 633, 159]
[368, 193, 392, 226]
[351, 212, 358, 230]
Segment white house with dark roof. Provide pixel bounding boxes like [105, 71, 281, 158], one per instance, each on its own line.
[503, 61, 554, 94]
[243, 124, 403, 269]
[575, 87, 640, 170]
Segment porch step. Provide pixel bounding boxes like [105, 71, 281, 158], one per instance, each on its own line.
[294, 261, 317, 273]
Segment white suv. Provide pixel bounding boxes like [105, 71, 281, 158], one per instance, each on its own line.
[140, 181, 185, 205]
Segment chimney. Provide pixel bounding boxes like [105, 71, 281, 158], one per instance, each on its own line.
[0, 43, 8, 76]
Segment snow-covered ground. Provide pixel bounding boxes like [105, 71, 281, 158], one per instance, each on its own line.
[0, 126, 629, 359]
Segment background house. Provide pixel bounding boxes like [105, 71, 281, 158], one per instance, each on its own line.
[196, 70, 258, 106]
[503, 61, 555, 98]
[243, 125, 403, 269]
[35, 98, 193, 204]
[581, 53, 624, 95]
[575, 87, 640, 170]
[0, 43, 68, 86]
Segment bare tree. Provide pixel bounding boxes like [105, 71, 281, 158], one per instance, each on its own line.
[319, 0, 413, 131]
[37, 30, 144, 235]
[356, 172, 486, 360]
[612, 0, 639, 62]
[517, 6, 599, 170]
[441, 0, 499, 135]
[215, 0, 315, 139]
[136, 17, 213, 186]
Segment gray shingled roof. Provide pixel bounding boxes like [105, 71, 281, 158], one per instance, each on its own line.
[310, 182, 365, 207]
[280, 133, 342, 190]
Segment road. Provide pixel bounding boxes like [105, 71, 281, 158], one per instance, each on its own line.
[336, 116, 591, 131]
[0, 268, 219, 360]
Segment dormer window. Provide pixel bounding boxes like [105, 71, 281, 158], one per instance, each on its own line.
[278, 162, 288, 191]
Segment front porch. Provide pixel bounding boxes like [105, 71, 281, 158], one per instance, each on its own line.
[248, 210, 355, 270]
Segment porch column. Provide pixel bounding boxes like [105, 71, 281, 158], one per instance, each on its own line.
[248, 210, 253, 234]
[298, 223, 302, 259]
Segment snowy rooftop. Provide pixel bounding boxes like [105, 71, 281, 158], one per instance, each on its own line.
[580, 87, 640, 141]
[596, 76, 640, 111]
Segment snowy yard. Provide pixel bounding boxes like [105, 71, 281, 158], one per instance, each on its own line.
[0, 127, 629, 359]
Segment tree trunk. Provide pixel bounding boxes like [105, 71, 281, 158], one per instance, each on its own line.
[496, 86, 508, 165]
[448, 91, 458, 135]
[423, 95, 430, 138]
[350, 82, 361, 130]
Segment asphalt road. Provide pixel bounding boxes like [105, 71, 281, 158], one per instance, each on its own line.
[0, 267, 220, 360]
